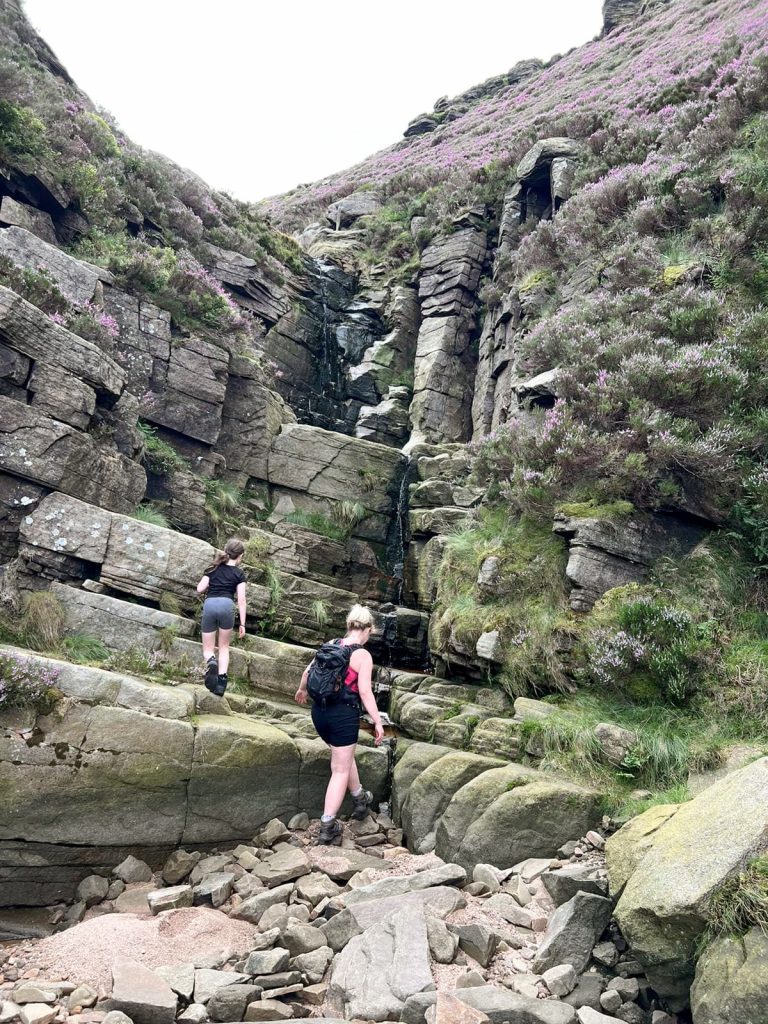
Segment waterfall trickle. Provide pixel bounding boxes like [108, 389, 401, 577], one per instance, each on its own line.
[392, 454, 412, 607]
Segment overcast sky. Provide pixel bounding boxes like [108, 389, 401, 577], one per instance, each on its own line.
[24, 1, 604, 202]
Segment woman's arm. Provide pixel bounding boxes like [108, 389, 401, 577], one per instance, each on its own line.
[236, 581, 247, 638]
[196, 575, 210, 595]
[355, 651, 384, 744]
[295, 662, 313, 704]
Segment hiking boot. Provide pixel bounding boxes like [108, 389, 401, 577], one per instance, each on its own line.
[213, 673, 228, 697]
[351, 788, 373, 820]
[204, 656, 218, 692]
[317, 817, 342, 845]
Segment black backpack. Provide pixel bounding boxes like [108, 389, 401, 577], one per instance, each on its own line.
[306, 640, 361, 708]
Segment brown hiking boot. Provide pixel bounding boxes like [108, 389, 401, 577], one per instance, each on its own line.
[204, 656, 218, 691]
[351, 789, 373, 820]
[317, 817, 342, 845]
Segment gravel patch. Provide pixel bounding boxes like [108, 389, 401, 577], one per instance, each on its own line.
[21, 907, 257, 992]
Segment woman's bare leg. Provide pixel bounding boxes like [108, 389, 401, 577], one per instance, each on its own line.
[324, 743, 356, 817]
[346, 757, 361, 794]
[202, 631, 217, 663]
[217, 628, 233, 674]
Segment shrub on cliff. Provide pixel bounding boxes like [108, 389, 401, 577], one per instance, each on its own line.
[0, 651, 61, 712]
[585, 591, 718, 703]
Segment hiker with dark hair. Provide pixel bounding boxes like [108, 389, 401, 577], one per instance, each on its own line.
[196, 538, 246, 696]
[295, 603, 384, 844]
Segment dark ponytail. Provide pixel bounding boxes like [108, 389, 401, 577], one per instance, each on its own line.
[206, 538, 245, 575]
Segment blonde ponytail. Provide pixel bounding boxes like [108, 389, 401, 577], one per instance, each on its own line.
[346, 604, 374, 631]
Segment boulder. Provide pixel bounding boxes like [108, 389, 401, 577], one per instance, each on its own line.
[295, 872, 340, 906]
[594, 723, 637, 766]
[109, 958, 177, 1024]
[605, 803, 680, 898]
[434, 992, 489, 1024]
[66, 985, 97, 1010]
[193, 873, 234, 908]
[143, 334, 229, 446]
[553, 510, 705, 612]
[426, 914, 458, 964]
[451, 922, 498, 967]
[231, 884, 295, 925]
[613, 757, 768, 1003]
[114, 885, 155, 915]
[327, 902, 434, 1021]
[321, 886, 465, 952]
[0, 197, 57, 244]
[691, 927, 768, 1024]
[76, 874, 109, 907]
[154, 965, 195, 1002]
[0, 398, 144, 514]
[543, 965, 577, 997]
[533, 893, 613, 974]
[485, 893, 536, 928]
[206, 985, 262, 1023]
[602, 0, 669, 33]
[251, 847, 310, 888]
[52, 582, 195, 655]
[162, 850, 201, 885]
[435, 764, 600, 871]
[327, 192, 382, 228]
[308, 847, 388, 882]
[0, 227, 101, 305]
[516, 138, 580, 183]
[114, 856, 153, 883]
[563, 974, 606, 1013]
[176, 1006, 207, 1024]
[267, 423, 405, 538]
[575, 1010, 616, 1024]
[250, 970, 301, 991]
[244, 1000, 293, 1021]
[12, 990, 56, 1007]
[457, 987, 576, 1024]
[396, 746, 502, 853]
[218, 368, 295, 485]
[18, 1009, 56, 1024]
[281, 921, 327, 956]
[540, 865, 609, 906]
[147, 885, 194, 914]
[292, 945, 333, 985]
[193, 970, 250, 1005]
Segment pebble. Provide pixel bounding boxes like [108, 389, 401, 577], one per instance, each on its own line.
[585, 831, 606, 850]
[600, 989, 623, 1013]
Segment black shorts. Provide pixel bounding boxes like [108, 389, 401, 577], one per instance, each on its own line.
[312, 701, 360, 747]
[201, 597, 235, 633]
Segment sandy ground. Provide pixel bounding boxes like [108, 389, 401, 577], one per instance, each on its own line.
[20, 907, 258, 993]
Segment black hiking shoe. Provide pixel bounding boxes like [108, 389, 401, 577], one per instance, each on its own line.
[351, 789, 373, 820]
[213, 673, 228, 697]
[317, 817, 342, 845]
[204, 656, 218, 692]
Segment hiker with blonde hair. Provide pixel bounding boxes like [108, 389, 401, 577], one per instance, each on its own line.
[196, 538, 246, 696]
[295, 603, 384, 844]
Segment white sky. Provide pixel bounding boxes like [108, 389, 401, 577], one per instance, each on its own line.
[23, 0, 604, 203]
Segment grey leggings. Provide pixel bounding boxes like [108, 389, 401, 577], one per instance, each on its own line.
[201, 597, 235, 633]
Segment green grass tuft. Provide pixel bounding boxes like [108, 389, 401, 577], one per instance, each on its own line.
[137, 422, 185, 476]
[707, 856, 768, 939]
[21, 591, 65, 651]
[60, 634, 110, 664]
[132, 503, 170, 529]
